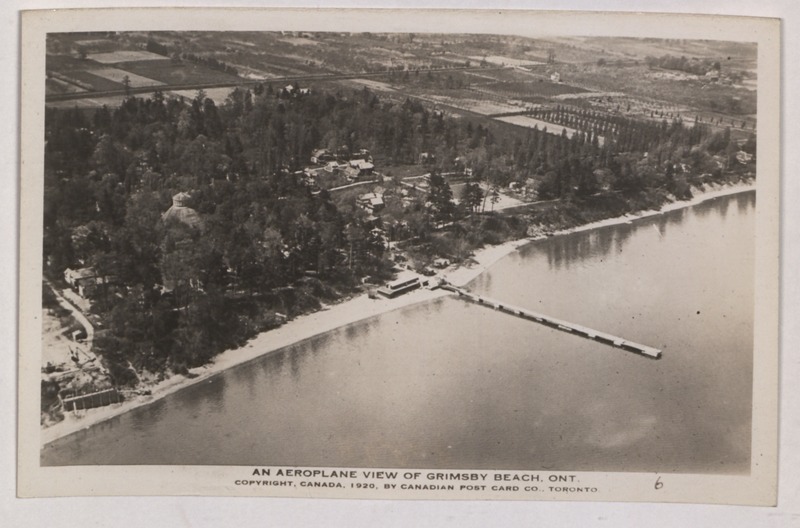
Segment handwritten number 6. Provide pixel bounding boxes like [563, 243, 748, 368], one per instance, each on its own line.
[655, 476, 663, 490]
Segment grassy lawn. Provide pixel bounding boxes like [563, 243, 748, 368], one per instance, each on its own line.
[379, 164, 429, 179]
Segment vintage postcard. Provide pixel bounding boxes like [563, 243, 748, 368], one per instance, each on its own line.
[17, 8, 780, 504]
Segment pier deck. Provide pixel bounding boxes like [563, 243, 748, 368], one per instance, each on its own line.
[440, 282, 661, 359]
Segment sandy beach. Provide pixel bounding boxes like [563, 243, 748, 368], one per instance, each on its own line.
[40, 180, 755, 446]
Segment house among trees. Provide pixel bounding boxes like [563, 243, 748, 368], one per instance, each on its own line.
[282, 84, 311, 98]
[357, 192, 385, 213]
[63, 267, 109, 299]
[161, 192, 203, 230]
[160, 192, 206, 293]
[324, 160, 348, 173]
[300, 167, 324, 190]
[351, 148, 373, 162]
[311, 148, 334, 164]
[736, 150, 754, 164]
[346, 160, 375, 181]
[452, 156, 473, 176]
[349, 159, 374, 173]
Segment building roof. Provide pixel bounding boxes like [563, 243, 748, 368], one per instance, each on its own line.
[64, 267, 97, 282]
[162, 192, 203, 230]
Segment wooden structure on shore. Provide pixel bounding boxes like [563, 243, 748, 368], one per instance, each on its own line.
[60, 388, 123, 413]
[377, 272, 425, 298]
[440, 281, 661, 359]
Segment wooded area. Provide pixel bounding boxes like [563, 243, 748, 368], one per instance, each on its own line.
[43, 83, 754, 384]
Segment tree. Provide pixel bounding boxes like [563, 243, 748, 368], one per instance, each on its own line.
[427, 170, 455, 222]
[489, 187, 501, 211]
[461, 181, 483, 213]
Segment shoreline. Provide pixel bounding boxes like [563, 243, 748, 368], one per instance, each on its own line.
[40, 180, 755, 447]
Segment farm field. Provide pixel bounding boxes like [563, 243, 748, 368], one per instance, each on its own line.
[224, 64, 279, 80]
[346, 78, 397, 93]
[43, 32, 758, 155]
[89, 50, 169, 64]
[46, 95, 128, 109]
[494, 115, 599, 143]
[562, 63, 757, 118]
[468, 55, 545, 67]
[479, 79, 590, 99]
[46, 54, 105, 72]
[413, 93, 523, 116]
[115, 59, 241, 85]
[45, 78, 86, 95]
[88, 67, 164, 87]
[59, 70, 125, 92]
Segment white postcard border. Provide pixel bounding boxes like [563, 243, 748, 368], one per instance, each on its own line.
[17, 7, 781, 505]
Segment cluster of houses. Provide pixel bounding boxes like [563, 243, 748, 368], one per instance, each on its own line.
[301, 147, 376, 189]
[356, 191, 385, 214]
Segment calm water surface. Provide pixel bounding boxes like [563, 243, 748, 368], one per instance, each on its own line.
[43, 192, 755, 473]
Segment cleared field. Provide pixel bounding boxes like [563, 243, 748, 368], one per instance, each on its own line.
[277, 37, 321, 47]
[553, 91, 625, 100]
[223, 38, 258, 48]
[61, 70, 125, 92]
[225, 64, 278, 80]
[88, 67, 165, 87]
[46, 77, 87, 95]
[495, 115, 605, 145]
[89, 50, 170, 64]
[46, 95, 127, 109]
[451, 182, 524, 210]
[462, 70, 507, 83]
[250, 53, 325, 75]
[482, 80, 589, 98]
[115, 59, 241, 85]
[414, 94, 522, 116]
[468, 55, 545, 68]
[46, 54, 105, 71]
[348, 78, 396, 92]
[468, 68, 546, 83]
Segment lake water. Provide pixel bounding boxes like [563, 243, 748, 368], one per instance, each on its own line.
[42, 192, 755, 473]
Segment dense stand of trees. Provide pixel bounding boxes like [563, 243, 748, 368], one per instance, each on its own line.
[43, 84, 752, 384]
[645, 54, 721, 76]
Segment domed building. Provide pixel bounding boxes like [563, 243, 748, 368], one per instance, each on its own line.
[161, 192, 203, 230]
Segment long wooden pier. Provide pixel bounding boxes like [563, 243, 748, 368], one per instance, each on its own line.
[440, 282, 661, 359]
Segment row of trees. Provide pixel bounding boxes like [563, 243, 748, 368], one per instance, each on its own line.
[645, 54, 721, 76]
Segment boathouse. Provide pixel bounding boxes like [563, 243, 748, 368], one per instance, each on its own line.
[377, 271, 422, 298]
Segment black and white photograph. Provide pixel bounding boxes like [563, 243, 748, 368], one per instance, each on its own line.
[15, 7, 780, 506]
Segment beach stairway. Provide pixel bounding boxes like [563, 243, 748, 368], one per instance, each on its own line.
[439, 281, 662, 360]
